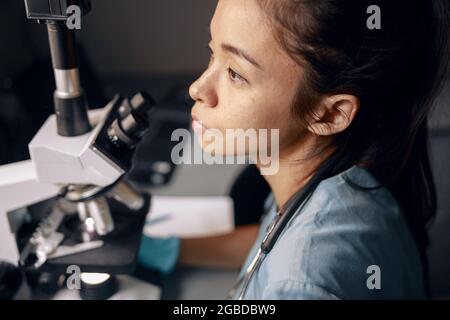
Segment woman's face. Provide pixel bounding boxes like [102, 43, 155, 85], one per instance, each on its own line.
[189, 0, 304, 157]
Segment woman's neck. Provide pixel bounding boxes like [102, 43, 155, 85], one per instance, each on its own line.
[257, 135, 333, 210]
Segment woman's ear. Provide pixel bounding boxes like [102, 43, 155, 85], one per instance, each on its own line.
[307, 94, 360, 136]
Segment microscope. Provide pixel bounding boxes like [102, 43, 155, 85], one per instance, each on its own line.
[0, 0, 155, 293]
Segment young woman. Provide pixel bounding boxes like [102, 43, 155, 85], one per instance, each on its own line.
[140, 0, 449, 299]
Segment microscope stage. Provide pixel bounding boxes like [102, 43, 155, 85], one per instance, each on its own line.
[19, 194, 151, 275]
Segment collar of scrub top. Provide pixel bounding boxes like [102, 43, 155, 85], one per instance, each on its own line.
[260, 153, 343, 254]
[228, 153, 345, 300]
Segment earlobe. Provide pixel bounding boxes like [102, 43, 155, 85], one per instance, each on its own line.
[307, 94, 359, 136]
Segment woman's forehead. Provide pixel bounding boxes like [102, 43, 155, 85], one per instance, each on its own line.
[212, 0, 296, 73]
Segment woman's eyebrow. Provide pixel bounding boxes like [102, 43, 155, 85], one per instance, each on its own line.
[221, 43, 263, 71]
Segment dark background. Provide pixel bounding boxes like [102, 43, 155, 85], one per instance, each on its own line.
[0, 0, 449, 298]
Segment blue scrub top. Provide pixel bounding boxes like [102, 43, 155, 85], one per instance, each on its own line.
[235, 165, 426, 299]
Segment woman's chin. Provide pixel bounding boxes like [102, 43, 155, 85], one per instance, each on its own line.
[198, 142, 244, 158]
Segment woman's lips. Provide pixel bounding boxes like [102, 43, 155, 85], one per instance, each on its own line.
[191, 119, 208, 134]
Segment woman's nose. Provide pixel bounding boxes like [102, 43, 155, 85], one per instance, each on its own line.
[189, 71, 218, 108]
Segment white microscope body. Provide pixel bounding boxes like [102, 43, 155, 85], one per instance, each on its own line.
[0, 0, 153, 269]
[0, 107, 123, 265]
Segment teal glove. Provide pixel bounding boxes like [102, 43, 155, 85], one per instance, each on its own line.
[138, 236, 180, 275]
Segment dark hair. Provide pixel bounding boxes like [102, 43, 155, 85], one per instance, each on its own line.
[259, 0, 450, 296]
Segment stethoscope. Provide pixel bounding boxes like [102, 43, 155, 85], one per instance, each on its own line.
[226, 155, 342, 300]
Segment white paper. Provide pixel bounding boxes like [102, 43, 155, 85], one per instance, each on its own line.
[143, 196, 235, 239]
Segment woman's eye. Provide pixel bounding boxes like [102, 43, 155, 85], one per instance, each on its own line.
[208, 53, 214, 67]
[207, 52, 215, 67]
[228, 68, 246, 84]
[207, 46, 215, 67]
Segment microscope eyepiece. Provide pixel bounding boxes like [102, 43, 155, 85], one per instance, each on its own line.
[107, 91, 155, 148]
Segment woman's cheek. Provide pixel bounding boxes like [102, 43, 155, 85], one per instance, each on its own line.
[218, 81, 274, 130]
[217, 97, 253, 130]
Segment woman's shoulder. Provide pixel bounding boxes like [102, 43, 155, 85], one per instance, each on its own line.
[285, 166, 417, 257]
[260, 166, 425, 299]
[293, 166, 404, 230]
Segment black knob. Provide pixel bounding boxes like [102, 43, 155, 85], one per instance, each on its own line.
[120, 92, 155, 139]
[130, 91, 155, 116]
[0, 262, 23, 300]
[107, 91, 155, 148]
